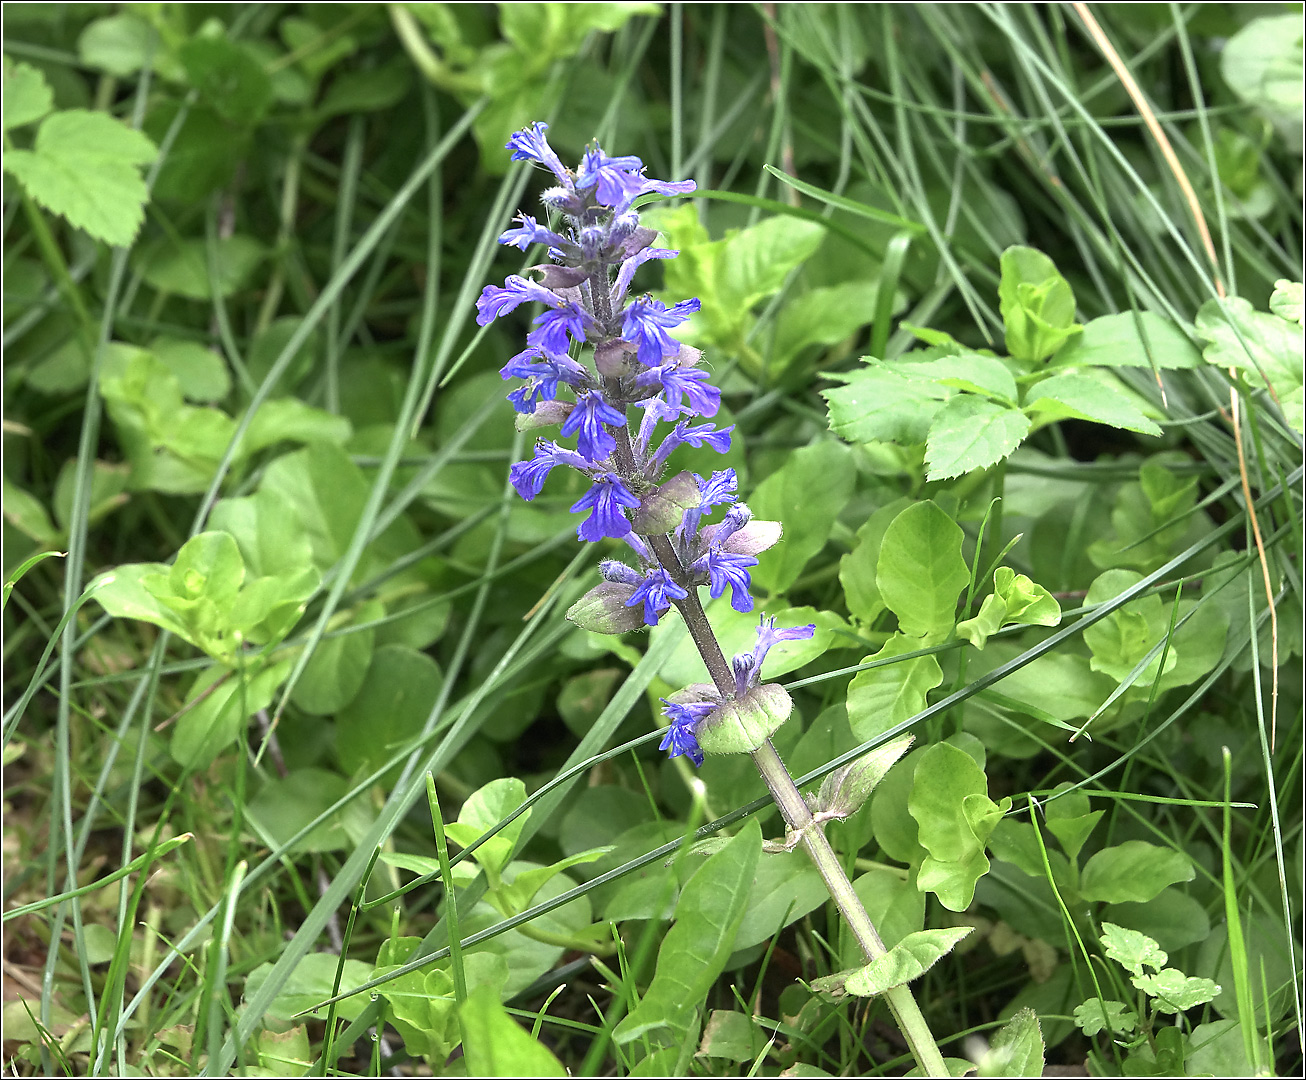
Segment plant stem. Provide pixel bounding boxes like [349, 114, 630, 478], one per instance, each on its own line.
[657, 552, 949, 1077]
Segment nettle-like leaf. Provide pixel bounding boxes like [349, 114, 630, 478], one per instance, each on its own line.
[1050, 311, 1202, 370]
[1132, 969, 1221, 1014]
[3, 58, 53, 132]
[4, 107, 157, 247]
[1073, 999, 1138, 1037]
[1100, 921, 1168, 976]
[925, 395, 1031, 480]
[1195, 294, 1304, 434]
[1270, 279, 1304, 325]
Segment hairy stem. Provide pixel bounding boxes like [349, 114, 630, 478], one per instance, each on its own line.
[666, 573, 949, 1077]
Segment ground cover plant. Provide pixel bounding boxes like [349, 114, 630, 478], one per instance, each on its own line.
[2, 3, 1302, 1076]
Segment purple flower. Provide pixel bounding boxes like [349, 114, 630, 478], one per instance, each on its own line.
[622, 297, 701, 366]
[693, 549, 758, 613]
[636, 363, 720, 418]
[731, 617, 816, 695]
[561, 391, 626, 462]
[576, 145, 647, 207]
[658, 698, 714, 766]
[498, 213, 570, 253]
[509, 440, 587, 500]
[506, 122, 570, 185]
[625, 566, 689, 626]
[499, 348, 586, 414]
[612, 247, 678, 307]
[476, 275, 566, 326]
[526, 302, 591, 353]
[650, 421, 734, 473]
[598, 559, 644, 587]
[679, 468, 740, 539]
[571, 475, 641, 541]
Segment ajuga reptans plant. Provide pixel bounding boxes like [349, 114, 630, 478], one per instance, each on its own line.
[478, 123, 948, 1075]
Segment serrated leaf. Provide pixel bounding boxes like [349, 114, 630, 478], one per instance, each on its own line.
[822, 363, 948, 445]
[1051, 311, 1202, 370]
[1025, 371, 1161, 436]
[1131, 969, 1221, 1013]
[925, 396, 1031, 480]
[912, 352, 1019, 401]
[1080, 840, 1194, 904]
[1195, 295, 1304, 432]
[1073, 999, 1137, 1037]
[836, 927, 973, 996]
[1100, 921, 1168, 976]
[4, 110, 157, 247]
[1270, 280, 1303, 325]
[3, 58, 53, 131]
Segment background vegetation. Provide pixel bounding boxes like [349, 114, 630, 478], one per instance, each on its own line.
[3, 3, 1302, 1076]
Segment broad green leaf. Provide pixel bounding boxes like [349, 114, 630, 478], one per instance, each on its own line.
[876, 501, 969, 638]
[1131, 969, 1220, 1013]
[614, 820, 762, 1046]
[839, 498, 911, 624]
[955, 593, 1007, 650]
[716, 215, 826, 314]
[244, 953, 372, 1022]
[170, 657, 293, 768]
[442, 778, 531, 881]
[926, 395, 1031, 480]
[1104, 887, 1210, 953]
[147, 337, 232, 402]
[460, 983, 567, 1077]
[1187, 1020, 1268, 1077]
[772, 280, 884, 371]
[336, 644, 443, 781]
[226, 565, 317, 647]
[853, 866, 926, 952]
[1024, 371, 1162, 436]
[491, 847, 613, 916]
[4, 109, 157, 247]
[1079, 841, 1194, 904]
[1100, 921, 1167, 976]
[1220, 13, 1304, 147]
[77, 12, 160, 77]
[259, 442, 369, 570]
[1270, 279, 1303, 325]
[986, 819, 1071, 887]
[822, 361, 948, 445]
[137, 235, 266, 300]
[696, 1010, 758, 1063]
[290, 600, 380, 715]
[2, 478, 59, 546]
[3, 58, 53, 131]
[846, 634, 943, 742]
[1073, 999, 1137, 1037]
[997, 246, 1081, 364]
[315, 59, 413, 120]
[1081, 569, 1177, 685]
[245, 768, 374, 854]
[209, 487, 314, 580]
[993, 566, 1062, 625]
[821, 927, 972, 997]
[728, 857, 827, 953]
[1195, 295, 1304, 432]
[179, 36, 273, 127]
[1051, 311, 1202, 370]
[871, 748, 926, 864]
[1043, 783, 1102, 863]
[909, 742, 1008, 911]
[981, 1008, 1044, 1077]
[749, 441, 854, 594]
[89, 561, 190, 640]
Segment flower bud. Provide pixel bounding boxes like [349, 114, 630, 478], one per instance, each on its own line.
[701, 519, 783, 557]
[594, 339, 640, 377]
[566, 581, 646, 634]
[630, 471, 700, 534]
[530, 264, 590, 290]
[695, 682, 794, 756]
[515, 400, 573, 431]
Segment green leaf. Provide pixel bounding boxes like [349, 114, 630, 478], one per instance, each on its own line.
[981, 1008, 1044, 1077]
[926, 396, 1031, 480]
[89, 561, 190, 640]
[717, 215, 826, 314]
[136, 235, 266, 300]
[491, 847, 613, 916]
[993, 566, 1062, 626]
[3, 58, 53, 131]
[876, 501, 970, 638]
[818, 927, 973, 997]
[748, 441, 854, 594]
[614, 820, 762, 1047]
[1043, 783, 1102, 863]
[909, 742, 1009, 911]
[913, 352, 1019, 401]
[333, 643, 443, 780]
[178, 36, 274, 127]
[245, 768, 374, 854]
[1270, 279, 1304, 325]
[290, 600, 380, 715]
[4, 109, 157, 247]
[170, 658, 293, 768]
[815, 734, 914, 820]
[997, 246, 1081, 364]
[244, 953, 373, 1023]
[772, 280, 884, 371]
[695, 682, 794, 756]
[1079, 841, 1194, 904]
[1195, 295, 1304, 432]
[147, 337, 232, 402]
[460, 983, 567, 1077]
[696, 1010, 759, 1063]
[77, 12, 161, 77]
[955, 592, 1008, 650]
[846, 634, 943, 742]
[839, 498, 911, 624]
[1104, 887, 1211, 953]
[442, 778, 530, 881]
[822, 361, 947, 445]
[1132, 969, 1220, 1013]
[1073, 999, 1137, 1037]
[2, 477, 60, 547]
[1051, 311, 1202, 370]
[1100, 921, 1168, 976]
[1024, 371, 1162, 436]
[1220, 13, 1304, 148]
[1081, 569, 1176, 685]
